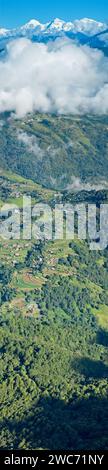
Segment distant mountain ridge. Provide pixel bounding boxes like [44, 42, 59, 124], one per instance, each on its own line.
[0, 17, 108, 53]
[0, 17, 107, 37]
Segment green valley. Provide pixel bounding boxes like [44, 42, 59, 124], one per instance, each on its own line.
[0, 114, 108, 450]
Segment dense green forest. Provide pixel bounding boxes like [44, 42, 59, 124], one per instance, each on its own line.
[0, 114, 108, 450]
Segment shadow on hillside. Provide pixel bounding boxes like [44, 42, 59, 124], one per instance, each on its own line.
[1, 392, 108, 450]
[97, 328, 108, 347]
[71, 357, 108, 379]
[71, 326, 108, 380]
[1, 327, 108, 450]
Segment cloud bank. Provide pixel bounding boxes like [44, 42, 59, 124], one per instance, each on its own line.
[65, 176, 108, 192]
[0, 38, 108, 117]
[17, 131, 44, 159]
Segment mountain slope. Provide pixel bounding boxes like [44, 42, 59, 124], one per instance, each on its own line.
[0, 166, 108, 450]
[0, 113, 108, 190]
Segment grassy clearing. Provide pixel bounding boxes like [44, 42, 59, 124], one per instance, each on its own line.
[92, 305, 108, 330]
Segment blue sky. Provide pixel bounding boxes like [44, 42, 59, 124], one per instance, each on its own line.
[0, 0, 108, 28]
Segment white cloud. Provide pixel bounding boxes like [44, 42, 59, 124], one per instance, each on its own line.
[66, 176, 108, 191]
[0, 37, 108, 116]
[49, 174, 108, 191]
[17, 131, 44, 159]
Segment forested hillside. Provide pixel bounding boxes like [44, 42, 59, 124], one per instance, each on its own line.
[0, 159, 108, 449]
[0, 113, 108, 190]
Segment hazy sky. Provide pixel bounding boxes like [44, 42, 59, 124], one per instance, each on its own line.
[0, 0, 108, 28]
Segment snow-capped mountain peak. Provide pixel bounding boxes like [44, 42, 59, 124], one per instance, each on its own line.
[0, 28, 10, 37]
[19, 19, 47, 33]
[73, 18, 107, 35]
[48, 18, 65, 30]
[21, 19, 41, 29]
[1, 17, 107, 38]
[47, 17, 107, 36]
[46, 18, 75, 33]
[0, 18, 108, 52]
